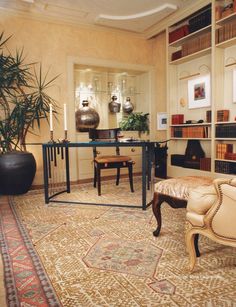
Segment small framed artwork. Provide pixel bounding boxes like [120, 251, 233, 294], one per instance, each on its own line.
[188, 75, 211, 109]
[233, 69, 236, 103]
[157, 112, 167, 130]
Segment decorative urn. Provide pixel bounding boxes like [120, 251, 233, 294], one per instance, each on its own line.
[108, 95, 121, 113]
[123, 97, 134, 114]
[75, 100, 100, 132]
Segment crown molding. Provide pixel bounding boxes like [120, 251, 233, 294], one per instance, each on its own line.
[144, 0, 211, 39]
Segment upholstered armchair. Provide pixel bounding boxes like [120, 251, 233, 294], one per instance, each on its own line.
[186, 178, 236, 271]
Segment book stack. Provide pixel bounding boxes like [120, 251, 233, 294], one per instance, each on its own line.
[215, 160, 231, 174]
[215, 124, 236, 138]
[200, 158, 211, 171]
[171, 127, 183, 137]
[215, 160, 236, 174]
[169, 25, 189, 43]
[171, 50, 182, 61]
[225, 152, 236, 160]
[188, 5, 211, 33]
[181, 32, 211, 57]
[206, 110, 211, 123]
[171, 126, 209, 138]
[171, 114, 184, 124]
[216, 143, 233, 159]
[216, 19, 236, 44]
[217, 110, 229, 122]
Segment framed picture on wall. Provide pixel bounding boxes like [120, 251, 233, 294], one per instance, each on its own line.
[157, 112, 167, 130]
[233, 69, 236, 103]
[188, 75, 211, 109]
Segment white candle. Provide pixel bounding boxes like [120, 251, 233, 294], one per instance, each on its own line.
[49, 104, 53, 131]
[63, 103, 67, 131]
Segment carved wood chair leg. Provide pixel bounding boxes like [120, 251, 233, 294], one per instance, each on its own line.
[186, 229, 197, 272]
[152, 194, 162, 237]
[128, 164, 134, 192]
[116, 168, 120, 186]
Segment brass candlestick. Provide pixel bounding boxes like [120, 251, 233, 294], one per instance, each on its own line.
[62, 130, 69, 143]
[48, 130, 55, 143]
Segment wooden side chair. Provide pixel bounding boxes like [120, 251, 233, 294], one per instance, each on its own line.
[89, 128, 134, 196]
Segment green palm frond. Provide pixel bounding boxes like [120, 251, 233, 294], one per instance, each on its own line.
[0, 31, 58, 152]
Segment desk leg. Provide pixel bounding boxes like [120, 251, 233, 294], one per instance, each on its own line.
[43, 146, 49, 204]
[142, 146, 147, 210]
[65, 147, 70, 193]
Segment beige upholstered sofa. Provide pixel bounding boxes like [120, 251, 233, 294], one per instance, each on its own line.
[186, 178, 236, 271]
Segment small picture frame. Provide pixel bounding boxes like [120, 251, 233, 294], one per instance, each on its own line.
[157, 112, 167, 130]
[188, 75, 211, 109]
[233, 69, 236, 103]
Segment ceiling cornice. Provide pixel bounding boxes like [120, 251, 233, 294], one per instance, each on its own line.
[97, 3, 177, 21]
[144, 0, 211, 39]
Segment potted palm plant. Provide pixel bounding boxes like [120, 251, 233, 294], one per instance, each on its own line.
[0, 32, 58, 195]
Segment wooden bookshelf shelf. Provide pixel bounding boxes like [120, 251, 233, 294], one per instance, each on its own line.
[216, 36, 236, 48]
[170, 47, 211, 65]
[216, 11, 236, 26]
[169, 25, 211, 47]
[170, 138, 211, 140]
[170, 123, 211, 127]
[215, 121, 236, 125]
[215, 138, 236, 141]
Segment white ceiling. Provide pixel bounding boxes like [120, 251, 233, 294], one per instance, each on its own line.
[0, 0, 194, 35]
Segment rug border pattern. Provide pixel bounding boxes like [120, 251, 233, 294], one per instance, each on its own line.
[0, 196, 61, 306]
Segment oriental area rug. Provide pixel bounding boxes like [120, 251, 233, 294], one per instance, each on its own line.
[0, 177, 236, 306]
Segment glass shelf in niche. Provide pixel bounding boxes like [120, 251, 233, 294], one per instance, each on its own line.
[75, 90, 143, 96]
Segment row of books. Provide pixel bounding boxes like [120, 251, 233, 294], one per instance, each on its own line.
[188, 5, 211, 33]
[171, 126, 209, 138]
[216, 143, 233, 159]
[217, 110, 229, 122]
[215, 124, 236, 138]
[182, 32, 211, 57]
[216, 19, 236, 44]
[200, 158, 211, 171]
[215, 160, 236, 174]
[225, 152, 236, 160]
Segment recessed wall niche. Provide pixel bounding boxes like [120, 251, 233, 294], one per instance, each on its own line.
[74, 64, 149, 130]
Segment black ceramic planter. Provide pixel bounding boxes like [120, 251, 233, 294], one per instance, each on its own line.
[0, 151, 36, 195]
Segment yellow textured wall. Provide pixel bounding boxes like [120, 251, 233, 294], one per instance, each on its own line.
[0, 12, 166, 185]
[151, 31, 167, 140]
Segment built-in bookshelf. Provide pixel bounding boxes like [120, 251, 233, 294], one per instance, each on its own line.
[171, 123, 211, 138]
[167, 0, 236, 177]
[168, 4, 212, 64]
